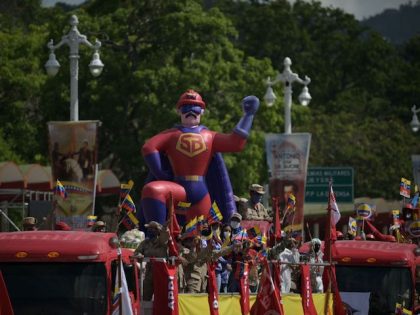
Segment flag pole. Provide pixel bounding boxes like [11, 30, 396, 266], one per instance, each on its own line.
[305, 222, 312, 241]
[114, 181, 134, 233]
[326, 177, 334, 315]
[91, 163, 99, 215]
[118, 248, 123, 315]
[327, 178, 333, 268]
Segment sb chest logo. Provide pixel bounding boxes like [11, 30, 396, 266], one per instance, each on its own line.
[176, 133, 207, 157]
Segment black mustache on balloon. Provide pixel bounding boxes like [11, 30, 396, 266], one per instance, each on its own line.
[185, 112, 197, 118]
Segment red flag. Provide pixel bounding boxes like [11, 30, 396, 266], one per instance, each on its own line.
[323, 266, 345, 315]
[250, 259, 284, 315]
[323, 181, 345, 315]
[300, 264, 317, 315]
[273, 197, 281, 240]
[239, 263, 250, 315]
[324, 182, 338, 263]
[168, 193, 181, 237]
[207, 262, 220, 315]
[152, 261, 179, 315]
[0, 271, 14, 315]
[271, 261, 282, 294]
[168, 193, 180, 257]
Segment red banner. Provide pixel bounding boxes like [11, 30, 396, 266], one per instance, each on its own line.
[251, 259, 284, 315]
[152, 261, 179, 315]
[271, 261, 281, 293]
[0, 271, 14, 315]
[300, 264, 317, 315]
[239, 263, 250, 315]
[207, 262, 220, 315]
[323, 266, 345, 315]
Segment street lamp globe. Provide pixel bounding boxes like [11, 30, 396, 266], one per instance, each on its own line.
[89, 51, 104, 77]
[410, 113, 420, 132]
[44, 52, 60, 77]
[298, 85, 311, 106]
[264, 82, 276, 107]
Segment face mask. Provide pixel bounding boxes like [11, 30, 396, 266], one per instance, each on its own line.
[251, 194, 263, 204]
[230, 221, 240, 229]
[148, 229, 159, 238]
[223, 231, 231, 239]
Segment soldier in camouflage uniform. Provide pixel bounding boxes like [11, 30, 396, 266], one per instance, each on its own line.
[134, 221, 169, 300]
[238, 184, 272, 221]
[179, 234, 211, 293]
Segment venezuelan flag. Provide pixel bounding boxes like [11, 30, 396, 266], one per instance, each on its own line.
[185, 217, 198, 234]
[287, 193, 296, 210]
[207, 201, 223, 224]
[122, 194, 136, 213]
[127, 211, 139, 225]
[55, 180, 68, 199]
[232, 229, 248, 241]
[247, 225, 261, 239]
[119, 180, 134, 202]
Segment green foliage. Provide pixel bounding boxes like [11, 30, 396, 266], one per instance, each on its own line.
[1, 0, 420, 201]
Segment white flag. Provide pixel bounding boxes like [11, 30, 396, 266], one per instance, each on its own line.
[112, 258, 134, 315]
[330, 185, 341, 225]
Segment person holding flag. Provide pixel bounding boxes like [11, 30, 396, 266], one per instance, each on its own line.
[134, 221, 170, 300]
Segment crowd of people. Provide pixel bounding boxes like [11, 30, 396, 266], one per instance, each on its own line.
[128, 183, 328, 301]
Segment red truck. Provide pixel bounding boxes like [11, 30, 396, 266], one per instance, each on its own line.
[301, 239, 420, 314]
[0, 231, 140, 315]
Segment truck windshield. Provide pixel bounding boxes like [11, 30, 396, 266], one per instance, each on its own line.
[336, 265, 413, 315]
[0, 262, 107, 315]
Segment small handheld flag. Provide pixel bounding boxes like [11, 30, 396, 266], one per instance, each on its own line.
[122, 194, 136, 213]
[286, 193, 296, 211]
[207, 201, 223, 225]
[55, 180, 67, 199]
[120, 180, 134, 201]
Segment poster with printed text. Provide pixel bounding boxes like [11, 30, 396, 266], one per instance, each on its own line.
[265, 133, 311, 238]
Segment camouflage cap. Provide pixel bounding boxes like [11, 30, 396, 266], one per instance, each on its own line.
[94, 220, 106, 227]
[22, 217, 37, 226]
[230, 212, 242, 221]
[144, 221, 163, 231]
[249, 184, 265, 195]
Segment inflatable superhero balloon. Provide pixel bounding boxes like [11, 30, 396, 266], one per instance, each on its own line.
[138, 90, 259, 228]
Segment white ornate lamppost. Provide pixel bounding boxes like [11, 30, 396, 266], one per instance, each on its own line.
[264, 57, 311, 134]
[44, 15, 104, 121]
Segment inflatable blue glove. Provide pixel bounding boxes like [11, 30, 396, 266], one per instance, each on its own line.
[242, 95, 260, 115]
[234, 95, 260, 138]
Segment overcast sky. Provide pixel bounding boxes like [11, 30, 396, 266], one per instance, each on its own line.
[42, 0, 413, 20]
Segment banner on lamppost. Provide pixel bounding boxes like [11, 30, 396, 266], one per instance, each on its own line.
[265, 133, 311, 238]
[48, 121, 100, 229]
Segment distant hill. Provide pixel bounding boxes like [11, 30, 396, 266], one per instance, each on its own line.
[361, 1, 420, 45]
